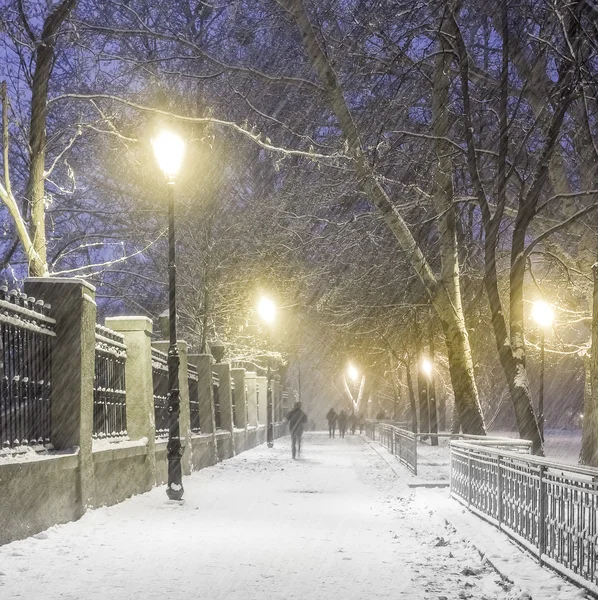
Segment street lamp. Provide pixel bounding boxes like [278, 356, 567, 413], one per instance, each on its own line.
[257, 296, 277, 447]
[421, 358, 437, 446]
[347, 362, 359, 383]
[152, 129, 185, 501]
[532, 300, 554, 442]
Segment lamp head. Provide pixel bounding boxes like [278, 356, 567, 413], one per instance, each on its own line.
[347, 363, 359, 382]
[152, 130, 185, 182]
[532, 300, 554, 328]
[421, 358, 433, 377]
[257, 297, 276, 325]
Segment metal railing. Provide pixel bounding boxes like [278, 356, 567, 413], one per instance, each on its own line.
[188, 362, 200, 434]
[0, 288, 55, 449]
[373, 422, 418, 475]
[152, 348, 169, 437]
[93, 325, 127, 439]
[450, 441, 598, 596]
[231, 377, 236, 428]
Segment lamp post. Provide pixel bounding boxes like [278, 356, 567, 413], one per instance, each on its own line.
[532, 300, 554, 443]
[152, 129, 185, 501]
[257, 296, 277, 447]
[421, 358, 437, 446]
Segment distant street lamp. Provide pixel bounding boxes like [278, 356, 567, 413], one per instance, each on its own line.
[258, 296, 277, 447]
[532, 300, 554, 442]
[347, 362, 359, 383]
[421, 358, 438, 446]
[152, 129, 185, 501]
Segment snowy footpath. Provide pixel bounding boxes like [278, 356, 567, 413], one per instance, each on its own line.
[0, 433, 591, 599]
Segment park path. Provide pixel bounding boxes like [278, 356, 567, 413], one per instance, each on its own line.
[0, 433, 587, 599]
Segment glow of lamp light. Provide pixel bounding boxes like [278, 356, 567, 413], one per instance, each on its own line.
[532, 300, 554, 328]
[152, 130, 185, 181]
[421, 358, 433, 377]
[257, 297, 276, 324]
[347, 363, 359, 382]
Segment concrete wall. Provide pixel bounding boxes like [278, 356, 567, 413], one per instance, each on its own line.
[1, 277, 287, 546]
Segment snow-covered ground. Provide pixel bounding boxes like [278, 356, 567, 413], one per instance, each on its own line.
[0, 433, 590, 599]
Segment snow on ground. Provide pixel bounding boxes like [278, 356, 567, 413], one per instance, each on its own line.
[0, 432, 591, 599]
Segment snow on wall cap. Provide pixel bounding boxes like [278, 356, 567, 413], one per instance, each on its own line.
[26, 276, 97, 292]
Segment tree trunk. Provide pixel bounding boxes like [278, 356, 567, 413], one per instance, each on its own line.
[406, 357, 418, 434]
[429, 321, 438, 445]
[24, 0, 77, 276]
[277, 0, 486, 434]
[580, 264, 598, 465]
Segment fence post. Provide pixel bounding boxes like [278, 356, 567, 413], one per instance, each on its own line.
[153, 340, 192, 475]
[538, 465, 546, 564]
[231, 367, 247, 451]
[467, 454, 472, 508]
[413, 433, 418, 476]
[212, 362, 234, 455]
[24, 277, 96, 516]
[496, 455, 503, 527]
[105, 316, 156, 491]
[245, 371, 258, 427]
[188, 354, 217, 465]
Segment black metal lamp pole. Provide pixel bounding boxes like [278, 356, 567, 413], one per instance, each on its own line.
[267, 359, 273, 448]
[166, 181, 183, 501]
[539, 329, 545, 444]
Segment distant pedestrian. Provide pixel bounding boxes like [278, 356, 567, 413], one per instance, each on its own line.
[326, 408, 338, 438]
[338, 410, 348, 438]
[350, 412, 357, 435]
[286, 402, 308, 459]
[358, 412, 365, 434]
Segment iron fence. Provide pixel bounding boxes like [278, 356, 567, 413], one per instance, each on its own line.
[450, 441, 598, 596]
[152, 348, 169, 437]
[93, 325, 127, 439]
[375, 423, 418, 475]
[0, 288, 55, 449]
[188, 362, 200, 434]
[231, 377, 237, 427]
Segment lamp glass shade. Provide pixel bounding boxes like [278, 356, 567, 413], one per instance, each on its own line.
[347, 363, 359, 382]
[257, 297, 276, 324]
[532, 301, 554, 328]
[152, 130, 185, 180]
[421, 358, 433, 377]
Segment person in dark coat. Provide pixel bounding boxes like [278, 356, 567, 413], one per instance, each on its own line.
[358, 412, 365, 434]
[326, 408, 338, 438]
[350, 411, 357, 435]
[286, 402, 308, 459]
[338, 410, 348, 438]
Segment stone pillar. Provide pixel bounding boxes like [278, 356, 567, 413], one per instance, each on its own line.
[231, 368, 247, 429]
[212, 363, 233, 433]
[153, 340, 192, 476]
[256, 376, 267, 426]
[24, 277, 96, 516]
[188, 354, 215, 434]
[246, 371, 257, 427]
[105, 316, 156, 490]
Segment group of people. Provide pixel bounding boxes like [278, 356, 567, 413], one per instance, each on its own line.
[284, 403, 367, 460]
[325, 408, 365, 438]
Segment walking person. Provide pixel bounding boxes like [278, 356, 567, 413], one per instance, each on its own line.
[358, 412, 365, 434]
[338, 410, 348, 438]
[350, 411, 357, 435]
[326, 408, 338, 438]
[286, 401, 308, 459]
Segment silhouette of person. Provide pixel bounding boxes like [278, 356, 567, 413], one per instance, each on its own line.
[326, 408, 338, 438]
[286, 402, 308, 459]
[338, 410, 348, 438]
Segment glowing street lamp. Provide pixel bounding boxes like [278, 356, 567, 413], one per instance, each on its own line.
[347, 363, 359, 382]
[152, 129, 185, 501]
[420, 357, 438, 446]
[258, 296, 277, 448]
[532, 300, 554, 443]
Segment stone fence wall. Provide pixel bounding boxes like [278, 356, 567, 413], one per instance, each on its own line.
[0, 278, 288, 545]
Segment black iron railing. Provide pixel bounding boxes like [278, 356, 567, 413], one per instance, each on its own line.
[0, 287, 55, 449]
[450, 441, 598, 596]
[152, 348, 169, 437]
[188, 362, 200, 434]
[212, 371, 221, 429]
[93, 325, 127, 439]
